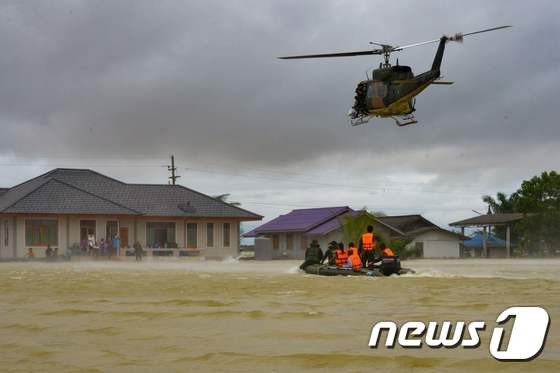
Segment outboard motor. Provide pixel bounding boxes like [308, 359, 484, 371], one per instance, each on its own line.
[380, 256, 402, 276]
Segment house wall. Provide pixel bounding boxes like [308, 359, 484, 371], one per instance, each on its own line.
[254, 232, 306, 260]
[254, 229, 346, 260]
[0, 217, 14, 259]
[0, 215, 241, 259]
[307, 229, 344, 253]
[408, 230, 461, 258]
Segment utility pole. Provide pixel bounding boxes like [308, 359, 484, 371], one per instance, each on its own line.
[168, 155, 180, 185]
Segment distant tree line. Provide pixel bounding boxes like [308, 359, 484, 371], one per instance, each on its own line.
[483, 171, 560, 256]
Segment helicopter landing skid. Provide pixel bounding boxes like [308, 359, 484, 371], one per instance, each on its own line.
[392, 115, 418, 127]
[350, 115, 373, 127]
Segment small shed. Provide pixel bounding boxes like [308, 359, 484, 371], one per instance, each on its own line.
[463, 233, 508, 258]
[449, 213, 525, 258]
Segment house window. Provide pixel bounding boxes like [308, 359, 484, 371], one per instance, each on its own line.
[25, 219, 58, 246]
[272, 235, 279, 250]
[286, 233, 293, 250]
[4, 220, 8, 247]
[301, 236, 308, 251]
[207, 223, 214, 247]
[414, 242, 424, 258]
[147, 222, 176, 248]
[106, 221, 119, 240]
[187, 223, 197, 248]
[223, 223, 230, 247]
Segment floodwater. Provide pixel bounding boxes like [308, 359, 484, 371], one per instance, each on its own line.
[1, 259, 559, 372]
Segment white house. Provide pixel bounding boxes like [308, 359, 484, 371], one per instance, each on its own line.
[0, 168, 262, 259]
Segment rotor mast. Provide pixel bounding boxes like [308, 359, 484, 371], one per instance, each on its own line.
[382, 50, 391, 68]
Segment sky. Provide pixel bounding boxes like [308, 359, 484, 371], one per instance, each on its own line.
[1, 0, 559, 233]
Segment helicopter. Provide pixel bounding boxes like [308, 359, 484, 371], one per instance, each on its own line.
[279, 25, 511, 127]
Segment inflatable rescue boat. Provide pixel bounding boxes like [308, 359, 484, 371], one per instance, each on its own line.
[303, 257, 414, 277]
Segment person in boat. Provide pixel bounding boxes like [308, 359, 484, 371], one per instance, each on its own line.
[347, 242, 359, 257]
[321, 240, 338, 265]
[359, 225, 377, 268]
[299, 240, 323, 270]
[379, 243, 395, 257]
[344, 245, 363, 271]
[335, 242, 349, 267]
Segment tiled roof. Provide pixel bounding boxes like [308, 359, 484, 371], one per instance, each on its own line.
[243, 206, 351, 237]
[449, 213, 525, 227]
[245, 209, 462, 240]
[0, 169, 262, 220]
[375, 215, 435, 234]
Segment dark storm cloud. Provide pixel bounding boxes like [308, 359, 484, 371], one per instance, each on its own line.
[1, 0, 559, 225]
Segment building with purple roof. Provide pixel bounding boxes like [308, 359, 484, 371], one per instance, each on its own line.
[245, 207, 466, 260]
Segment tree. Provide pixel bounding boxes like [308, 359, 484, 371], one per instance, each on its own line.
[515, 171, 560, 254]
[482, 192, 516, 215]
[338, 210, 411, 257]
[481, 192, 519, 241]
[339, 211, 377, 246]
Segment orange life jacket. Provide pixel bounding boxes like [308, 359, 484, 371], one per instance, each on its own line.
[362, 233, 376, 251]
[349, 252, 362, 270]
[335, 249, 348, 266]
[383, 247, 395, 257]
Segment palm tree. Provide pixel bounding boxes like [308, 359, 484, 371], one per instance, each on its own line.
[481, 192, 518, 240]
[482, 192, 516, 214]
[339, 210, 383, 246]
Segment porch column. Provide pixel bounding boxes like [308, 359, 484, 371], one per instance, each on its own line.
[237, 221, 241, 255]
[482, 226, 488, 258]
[12, 216, 17, 258]
[506, 225, 511, 258]
[66, 216, 70, 251]
[133, 219, 138, 243]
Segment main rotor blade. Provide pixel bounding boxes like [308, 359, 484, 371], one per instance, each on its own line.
[278, 25, 511, 60]
[393, 25, 512, 51]
[278, 49, 382, 59]
[462, 25, 512, 37]
[393, 39, 440, 51]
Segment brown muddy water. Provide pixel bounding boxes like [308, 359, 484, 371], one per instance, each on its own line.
[1, 259, 559, 372]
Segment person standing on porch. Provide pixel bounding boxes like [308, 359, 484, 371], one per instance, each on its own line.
[112, 235, 120, 256]
[87, 232, 95, 255]
[133, 241, 143, 261]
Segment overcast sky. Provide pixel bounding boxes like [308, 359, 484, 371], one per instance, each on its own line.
[1, 0, 559, 232]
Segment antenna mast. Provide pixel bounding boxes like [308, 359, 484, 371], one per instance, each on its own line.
[168, 155, 181, 185]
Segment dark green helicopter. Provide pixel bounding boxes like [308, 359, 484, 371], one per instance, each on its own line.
[279, 26, 511, 127]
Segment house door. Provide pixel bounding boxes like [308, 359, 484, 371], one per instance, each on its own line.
[119, 227, 129, 248]
[80, 220, 96, 242]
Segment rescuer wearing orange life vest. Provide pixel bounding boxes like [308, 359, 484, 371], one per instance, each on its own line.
[335, 242, 348, 267]
[345, 245, 363, 271]
[359, 225, 376, 268]
[378, 242, 395, 257]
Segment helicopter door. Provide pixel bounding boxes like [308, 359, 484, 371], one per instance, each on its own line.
[369, 82, 387, 109]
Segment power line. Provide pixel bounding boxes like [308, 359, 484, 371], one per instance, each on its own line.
[239, 200, 472, 211]
[184, 167, 488, 196]
[0, 159, 511, 197]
